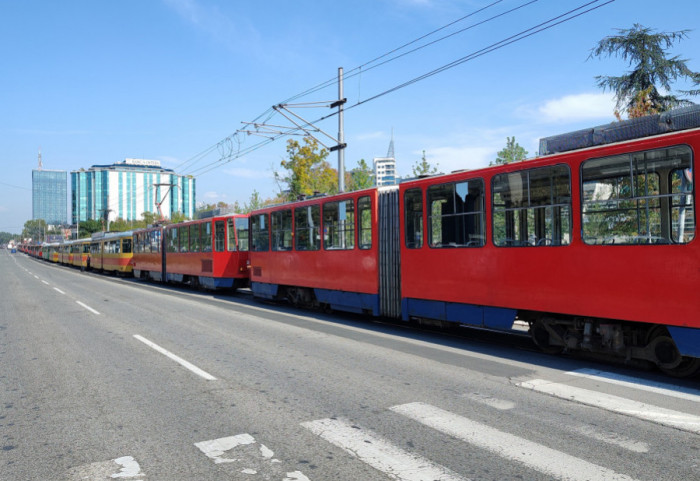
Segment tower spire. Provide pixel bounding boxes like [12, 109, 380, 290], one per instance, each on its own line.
[386, 128, 395, 159]
[38, 147, 43, 170]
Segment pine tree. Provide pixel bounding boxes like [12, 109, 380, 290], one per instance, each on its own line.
[590, 24, 700, 116]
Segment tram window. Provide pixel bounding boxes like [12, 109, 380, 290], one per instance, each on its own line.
[404, 188, 424, 249]
[323, 200, 355, 250]
[227, 218, 237, 251]
[428, 179, 485, 248]
[190, 224, 201, 253]
[167, 228, 178, 253]
[295, 205, 320, 251]
[358, 196, 372, 249]
[272, 209, 293, 251]
[179, 225, 189, 253]
[151, 230, 161, 253]
[215, 221, 226, 252]
[122, 238, 132, 254]
[581, 145, 694, 245]
[492, 165, 571, 247]
[251, 214, 270, 252]
[670, 168, 695, 243]
[202, 222, 212, 252]
[236, 217, 249, 251]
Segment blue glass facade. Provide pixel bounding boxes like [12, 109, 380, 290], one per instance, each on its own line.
[32, 170, 68, 224]
[71, 161, 195, 224]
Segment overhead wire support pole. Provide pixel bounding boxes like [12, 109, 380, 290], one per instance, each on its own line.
[333, 67, 347, 192]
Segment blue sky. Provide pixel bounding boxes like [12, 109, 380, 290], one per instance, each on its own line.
[2, 0, 700, 233]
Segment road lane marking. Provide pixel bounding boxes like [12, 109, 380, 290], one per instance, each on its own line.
[195, 433, 309, 479]
[66, 456, 144, 480]
[573, 425, 649, 453]
[301, 417, 467, 481]
[76, 301, 100, 315]
[53, 287, 65, 294]
[390, 402, 640, 481]
[133, 334, 217, 381]
[463, 392, 515, 410]
[518, 379, 700, 434]
[566, 368, 700, 402]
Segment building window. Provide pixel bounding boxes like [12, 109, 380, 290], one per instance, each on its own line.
[493, 165, 572, 247]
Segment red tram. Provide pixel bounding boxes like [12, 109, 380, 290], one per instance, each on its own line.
[132, 214, 250, 290]
[249, 107, 700, 377]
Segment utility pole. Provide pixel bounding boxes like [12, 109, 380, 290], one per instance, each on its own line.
[336, 67, 345, 192]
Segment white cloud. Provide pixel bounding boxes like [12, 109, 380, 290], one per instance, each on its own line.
[163, 0, 258, 51]
[203, 191, 226, 200]
[538, 92, 616, 123]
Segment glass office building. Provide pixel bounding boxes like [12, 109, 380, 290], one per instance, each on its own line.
[72, 159, 196, 224]
[32, 169, 68, 224]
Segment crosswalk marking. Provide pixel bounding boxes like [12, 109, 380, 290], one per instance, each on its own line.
[573, 425, 649, 453]
[195, 433, 310, 480]
[518, 379, 700, 434]
[566, 368, 700, 402]
[66, 456, 144, 480]
[463, 392, 515, 410]
[390, 402, 640, 481]
[301, 417, 467, 481]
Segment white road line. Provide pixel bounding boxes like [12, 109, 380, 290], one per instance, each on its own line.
[390, 402, 640, 481]
[567, 368, 700, 402]
[41, 280, 49, 285]
[133, 334, 217, 381]
[33, 275, 39, 279]
[54, 287, 65, 294]
[518, 379, 700, 434]
[76, 301, 100, 315]
[463, 392, 515, 410]
[573, 425, 649, 454]
[195, 433, 256, 464]
[301, 417, 467, 481]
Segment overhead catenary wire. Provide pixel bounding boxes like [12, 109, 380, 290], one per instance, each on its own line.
[187, 0, 615, 178]
[178, 0, 534, 175]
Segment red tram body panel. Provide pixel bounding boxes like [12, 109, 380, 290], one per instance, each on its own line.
[248, 188, 385, 314]
[133, 214, 250, 289]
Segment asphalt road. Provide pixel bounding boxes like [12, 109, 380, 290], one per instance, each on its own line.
[2, 250, 699, 481]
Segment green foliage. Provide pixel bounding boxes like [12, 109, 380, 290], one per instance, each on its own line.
[412, 150, 439, 177]
[589, 24, 700, 115]
[243, 190, 266, 213]
[21, 219, 47, 242]
[491, 137, 528, 166]
[275, 137, 338, 201]
[0, 231, 18, 245]
[78, 219, 103, 236]
[348, 158, 374, 191]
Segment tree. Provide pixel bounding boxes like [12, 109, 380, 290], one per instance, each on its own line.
[491, 137, 528, 166]
[243, 190, 266, 213]
[78, 219, 103, 236]
[21, 219, 47, 242]
[275, 136, 338, 201]
[589, 24, 700, 116]
[412, 150, 439, 177]
[348, 158, 374, 191]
